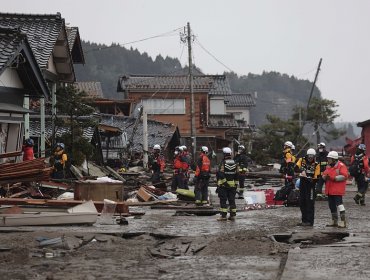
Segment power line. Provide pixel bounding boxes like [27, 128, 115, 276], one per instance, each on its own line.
[84, 26, 184, 53]
[194, 37, 234, 73]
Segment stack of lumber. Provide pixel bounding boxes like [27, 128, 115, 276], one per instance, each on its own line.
[0, 158, 52, 184]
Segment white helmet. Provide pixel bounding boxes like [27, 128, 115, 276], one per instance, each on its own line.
[153, 144, 161, 150]
[201, 146, 208, 153]
[180, 145, 187, 151]
[284, 141, 293, 148]
[238, 145, 245, 150]
[318, 142, 326, 148]
[222, 147, 232, 154]
[306, 148, 316, 156]
[327, 151, 339, 160]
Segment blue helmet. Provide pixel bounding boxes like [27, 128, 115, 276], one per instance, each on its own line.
[358, 144, 366, 152]
[56, 143, 65, 149]
[25, 138, 34, 146]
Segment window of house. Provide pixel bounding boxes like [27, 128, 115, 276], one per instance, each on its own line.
[142, 99, 185, 114]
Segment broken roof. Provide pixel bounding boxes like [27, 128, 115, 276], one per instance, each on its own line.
[117, 74, 232, 96]
[225, 93, 256, 107]
[100, 114, 180, 152]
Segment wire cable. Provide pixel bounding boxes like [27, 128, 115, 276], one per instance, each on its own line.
[194, 38, 234, 73]
[85, 26, 184, 53]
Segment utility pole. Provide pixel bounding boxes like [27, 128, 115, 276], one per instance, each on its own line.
[299, 58, 322, 143]
[143, 106, 148, 169]
[187, 22, 196, 157]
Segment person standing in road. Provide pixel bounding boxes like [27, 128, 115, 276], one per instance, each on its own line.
[234, 144, 251, 199]
[216, 147, 239, 221]
[194, 146, 211, 206]
[322, 151, 349, 228]
[279, 141, 296, 186]
[315, 142, 329, 199]
[171, 146, 184, 192]
[350, 144, 369, 206]
[295, 148, 321, 226]
[148, 144, 165, 184]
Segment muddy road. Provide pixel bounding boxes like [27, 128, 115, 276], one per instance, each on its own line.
[0, 185, 369, 280]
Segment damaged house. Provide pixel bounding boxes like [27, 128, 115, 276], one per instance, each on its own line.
[117, 74, 255, 153]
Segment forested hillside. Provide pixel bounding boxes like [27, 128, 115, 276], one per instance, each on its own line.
[75, 41, 321, 126]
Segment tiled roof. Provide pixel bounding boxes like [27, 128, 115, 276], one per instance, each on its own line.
[74, 81, 104, 98]
[118, 74, 232, 95]
[100, 114, 179, 152]
[66, 27, 78, 50]
[0, 13, 64, 69]
[225, 93, 256, 107]
[0, 26, 25, 72]
[66, 26, 84, 64]
[0, 26, 49, 97]
[208, 115, 248, 128]
[29, 119, 95, 141]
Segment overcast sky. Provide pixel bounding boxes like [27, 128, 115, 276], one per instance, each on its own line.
[3, 0, 370, 122]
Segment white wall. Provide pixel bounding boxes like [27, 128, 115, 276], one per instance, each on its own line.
[210, 97, 226, 115]
[0, 68, 23, 88]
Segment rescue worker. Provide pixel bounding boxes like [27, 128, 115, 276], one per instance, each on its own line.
[322, 151, 349, 228]
[148, 144, 165, 184]
[180, 145, 191, 189]
[22, 138, 34, 161]
[234, 144, 250, 199]
[351, 144, 369, 205]
[171, 146, 184, 192]
[51, 143, 68, 179]
[216, 147, 239, 221]
[194, 146, 211, 206]
[280, 141, 296, 186]
[315, 142, 329, 199]
[295, 148, 320, 226]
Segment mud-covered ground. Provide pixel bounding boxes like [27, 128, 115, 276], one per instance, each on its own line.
[0, 185, 368, 280]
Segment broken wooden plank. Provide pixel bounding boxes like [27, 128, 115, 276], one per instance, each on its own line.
[0, 198, 129, 214]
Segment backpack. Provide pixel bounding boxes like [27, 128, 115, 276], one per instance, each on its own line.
[285, 189, 300, 207]
[349, 160, 361, 177]
[274, 182, 294, 201]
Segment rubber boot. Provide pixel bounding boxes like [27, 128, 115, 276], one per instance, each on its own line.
[195, 200, 202, 207]
[360, 194, 366, 206]
[228, 214, 236, 221]
[217, 214, 227, 221]
[354, 193, 362, 205]
[326, 213, 338, 227]
[338, 211, 347, 228]
[237, 190, 244, 199]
